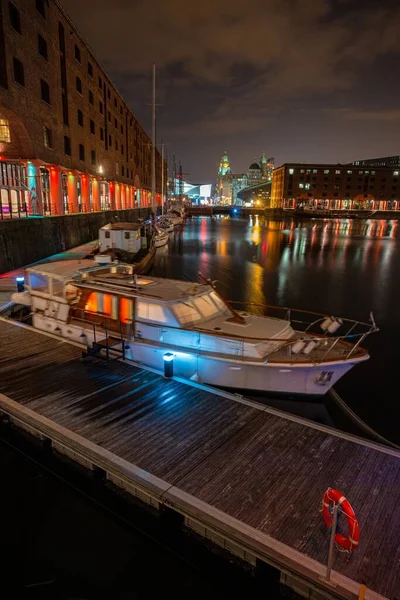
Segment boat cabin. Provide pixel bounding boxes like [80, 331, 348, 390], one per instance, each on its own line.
[25, 262, 295, 359]
[99, 222, 144, 254]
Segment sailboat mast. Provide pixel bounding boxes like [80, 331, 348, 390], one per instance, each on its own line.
[161, 140, 164, 216]
[151, 64, 156, 211]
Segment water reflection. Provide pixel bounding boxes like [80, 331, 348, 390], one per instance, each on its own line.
[153, 216, 400, 443]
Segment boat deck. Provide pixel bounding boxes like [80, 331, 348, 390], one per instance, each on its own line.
[0, 319, 398, 599]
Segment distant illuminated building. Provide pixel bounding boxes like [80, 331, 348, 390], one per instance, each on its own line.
[216, 150, 273, 204]
[238, 181, 272, 207]
[247, 161, 262, 185]
[353, 156, 400, 168]
[266, 157, 274, 181]
[232, 174, 248, 203]
[271, 162, 400, 210]
[218, 151, 231, 176]
[217, 150, 233, 204]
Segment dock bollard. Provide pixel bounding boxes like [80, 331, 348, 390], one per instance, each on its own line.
[163, 353, 174, 378]
[16, 276, 25, 293]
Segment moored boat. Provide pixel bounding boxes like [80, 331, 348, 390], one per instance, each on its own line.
[156, 217, 174, 233]
[98, 222, 155, 273]
[165, 206, 185, 225]
[154, 229, 169, 248]
[13, 264, 378, 397]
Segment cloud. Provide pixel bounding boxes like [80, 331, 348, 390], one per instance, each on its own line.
[59, 0, 400, 178]
[327, 108, 400, 121]
[61, 0, 400, 90]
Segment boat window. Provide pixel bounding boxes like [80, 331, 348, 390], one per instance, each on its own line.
[173, 302, 202, 325]
[120, 298, 133, 323]
[105, 231, 110, 238]
[209, 291, 231, 316]
[137, 300, 168, 323]
[85, 292, 118, 318]
[51, 278, 65, 298]
[124, 232, 130, 239]
[193, 295, 221, 319]
[30, 273, 49, 293]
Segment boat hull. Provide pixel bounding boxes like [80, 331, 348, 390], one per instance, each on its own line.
[30, 315, 361, 397]
[104, 246, 156, 273]
[155, 235, 169, 248]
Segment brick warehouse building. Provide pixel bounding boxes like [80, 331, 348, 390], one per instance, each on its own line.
[271, 163, 400, 210]
[0, 0, 165, 218]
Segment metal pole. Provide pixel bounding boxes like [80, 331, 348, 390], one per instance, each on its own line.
[358, 582, 366, 600]
[161, 140, 164, 216]
[151, 63, 156, 211]
[326, 503, 338, 582]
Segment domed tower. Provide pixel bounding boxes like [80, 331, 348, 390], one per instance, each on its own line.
[260, 153, 268, 179]
[247, 161, 261, 185]
[218, 150, 231, 177]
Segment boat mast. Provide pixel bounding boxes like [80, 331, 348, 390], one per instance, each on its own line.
[161, 140, 164, 216]
[151, 63, 156, 211]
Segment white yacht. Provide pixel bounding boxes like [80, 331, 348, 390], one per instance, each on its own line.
[12, 262, 377, 397]
[165, 207, 184, 226]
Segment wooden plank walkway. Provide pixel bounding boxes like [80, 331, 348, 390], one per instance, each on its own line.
[0, 319, 399, 599]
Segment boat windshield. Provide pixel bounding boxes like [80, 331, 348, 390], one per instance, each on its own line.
[173, 292, 231, 326]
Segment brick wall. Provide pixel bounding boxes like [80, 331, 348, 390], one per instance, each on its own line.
[0, 0, 165, 190]
[0, 207, 154, 272]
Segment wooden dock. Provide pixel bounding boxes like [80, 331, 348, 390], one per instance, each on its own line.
[0, 318, 398, 600]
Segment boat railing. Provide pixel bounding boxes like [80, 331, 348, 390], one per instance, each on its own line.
[70, 303, 377, 365]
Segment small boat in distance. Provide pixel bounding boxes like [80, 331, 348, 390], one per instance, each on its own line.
[165, 206, 185, 225]
[14, 263, 378, 398]
[154, 228, 169, 248]
[157, 217, 174, 232]
[98, 222, 156, 273]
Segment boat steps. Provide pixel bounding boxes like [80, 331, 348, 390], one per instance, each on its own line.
[84, 336, 127, 362]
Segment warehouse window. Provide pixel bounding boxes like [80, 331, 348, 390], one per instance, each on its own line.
[79, 144, 85, 161]
[38, 34, 48, 60]
[41, 79, 50, 104]
[36, 0, 46, 18]
[91, 150, 96, 165]
[64, 136, 71, 155]
[77, 109, 83, 126]
[88, 90, 94, 105]
[13, 57, 25, 86]
[0, 119, 11, 143]
[76, 76, 82, 94]
[43, 126, 52, 148]
[75, 44, 81, 63]
[90, 119, 95, 134]
[88, 62, 93, 78]
[9, 2, 21, 33]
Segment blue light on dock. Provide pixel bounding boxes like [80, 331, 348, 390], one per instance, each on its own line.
[163, 352, 174, 378]
[16, 276, 25, 293]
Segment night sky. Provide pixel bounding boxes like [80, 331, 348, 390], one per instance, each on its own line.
[60, 0, 400, 183]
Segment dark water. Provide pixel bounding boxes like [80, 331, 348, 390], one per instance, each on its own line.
[1, 433, 270, 600]
[153, 216, 400, 445]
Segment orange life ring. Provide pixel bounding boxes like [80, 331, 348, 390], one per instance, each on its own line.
[322, 488, 360, 551]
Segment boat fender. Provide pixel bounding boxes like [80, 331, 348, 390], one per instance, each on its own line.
[320, 317, 333, 331]
[327, 318, 343, 334]
[291, 339, 306, 354]
[322, 488, 359, 551]
[303, 340, 318, 355]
